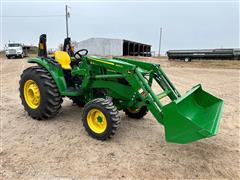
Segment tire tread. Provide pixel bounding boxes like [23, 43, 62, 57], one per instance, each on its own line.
[82, 98, 120, 140]
[19, 66, 63, 120]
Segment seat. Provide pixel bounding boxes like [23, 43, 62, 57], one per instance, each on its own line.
[54, 51, 72, 70]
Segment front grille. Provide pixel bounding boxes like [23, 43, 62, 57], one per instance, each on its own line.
[8, 49, 16, 54]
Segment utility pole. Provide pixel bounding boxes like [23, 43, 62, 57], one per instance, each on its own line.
[158, 27, 162, 57]
[65, 5, 70, 38]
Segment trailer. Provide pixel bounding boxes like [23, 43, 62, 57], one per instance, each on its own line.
[167, 48, 240, 62]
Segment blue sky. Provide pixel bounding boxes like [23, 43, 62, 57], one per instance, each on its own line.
[1, 1, 239, 53]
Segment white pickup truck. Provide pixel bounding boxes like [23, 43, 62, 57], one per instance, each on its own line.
[5, 43, 25, 59]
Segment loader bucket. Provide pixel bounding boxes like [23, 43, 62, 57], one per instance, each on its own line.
[162, 84, 223, 144]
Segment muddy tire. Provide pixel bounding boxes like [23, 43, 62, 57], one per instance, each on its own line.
[82, 98, 120, 140]
[19, 66, 63, 120]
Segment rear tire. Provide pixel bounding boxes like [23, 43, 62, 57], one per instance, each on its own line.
[19, 66, 63, 120]
[123, 106, 148, 119]
[82, 98, 120, 140]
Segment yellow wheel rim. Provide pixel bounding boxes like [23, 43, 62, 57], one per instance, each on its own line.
[87, 108, 107, 134]
[23, 80, 41, 109]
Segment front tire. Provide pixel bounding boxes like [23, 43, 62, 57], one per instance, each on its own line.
[82, 98, 120, 140]
[19, 66, 63, 120]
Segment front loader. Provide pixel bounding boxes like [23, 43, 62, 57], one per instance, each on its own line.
[19, 35, 223, 144]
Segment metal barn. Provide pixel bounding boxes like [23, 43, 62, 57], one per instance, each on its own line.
[76, 38, 151, 56]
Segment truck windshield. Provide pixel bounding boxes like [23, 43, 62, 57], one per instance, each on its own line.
[8, 44, 21, 47]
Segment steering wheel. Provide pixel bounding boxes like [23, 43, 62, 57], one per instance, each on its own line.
[74, 49, 88, 61]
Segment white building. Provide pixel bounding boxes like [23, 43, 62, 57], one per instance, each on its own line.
[76, 37, 151, 57]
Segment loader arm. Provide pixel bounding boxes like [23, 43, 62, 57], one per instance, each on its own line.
[78, 56, 179, 124]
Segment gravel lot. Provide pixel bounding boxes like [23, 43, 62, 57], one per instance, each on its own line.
[1, 57, 239, 179]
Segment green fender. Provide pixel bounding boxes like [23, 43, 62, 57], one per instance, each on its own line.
[28, 57, 68, 95]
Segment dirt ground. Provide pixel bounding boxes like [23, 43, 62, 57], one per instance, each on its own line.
[1, 57, 239, 179]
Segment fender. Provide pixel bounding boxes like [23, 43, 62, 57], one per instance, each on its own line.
[28, 57, 68, 95]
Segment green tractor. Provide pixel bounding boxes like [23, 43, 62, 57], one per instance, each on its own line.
[19, 34, 224, 144]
